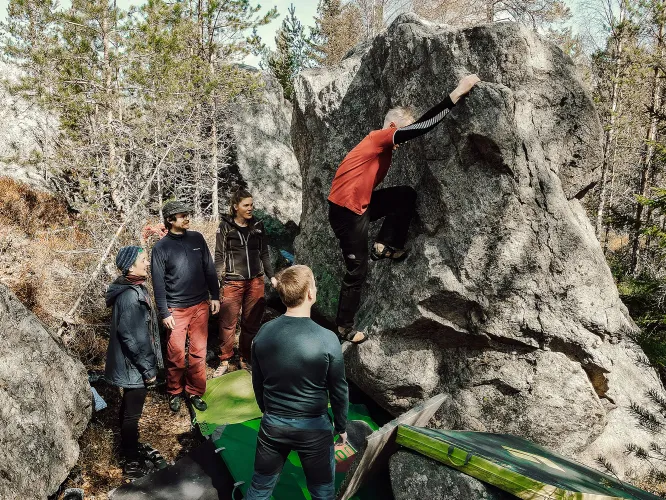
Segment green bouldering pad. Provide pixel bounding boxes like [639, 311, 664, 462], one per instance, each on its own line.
[396, 425, 661, 500]
[213, 404, 380, 499]
[194, 370, 263, 436]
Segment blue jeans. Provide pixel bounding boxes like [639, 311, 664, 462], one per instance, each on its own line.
[245, 414, 336, 500]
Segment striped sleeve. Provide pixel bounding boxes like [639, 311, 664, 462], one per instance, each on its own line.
[393, 95, 455, 145]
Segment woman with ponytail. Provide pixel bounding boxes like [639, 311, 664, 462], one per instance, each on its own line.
[214, 189, 276, 375]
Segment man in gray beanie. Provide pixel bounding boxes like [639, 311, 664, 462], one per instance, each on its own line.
[151, 201, 220, 413]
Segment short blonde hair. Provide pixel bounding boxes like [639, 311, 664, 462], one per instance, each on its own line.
[383, 106, 415, 129]
[275, 265, 315, 308]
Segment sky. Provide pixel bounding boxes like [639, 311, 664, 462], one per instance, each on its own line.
[0, 0, 319, 67]
[0, 0, 603, 63]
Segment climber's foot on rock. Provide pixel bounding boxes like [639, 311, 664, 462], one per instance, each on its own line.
[371, 243, 408, 262]
[337, 326, 368, 344]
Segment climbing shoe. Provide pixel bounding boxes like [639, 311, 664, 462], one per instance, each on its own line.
[138, 442, 168, 470]
[169, 394, 183, 413]
[212, 361, 229, 378]
[337, 326, 368, 345]
[122, 459, 150, 480]
[370, 243, 408, 262]
[188, 394, 208, 411]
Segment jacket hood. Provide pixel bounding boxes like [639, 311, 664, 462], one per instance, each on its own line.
[105, 277, 140, 307]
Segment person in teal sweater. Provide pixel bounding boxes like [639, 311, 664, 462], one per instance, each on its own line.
[248, 265, 348, 500]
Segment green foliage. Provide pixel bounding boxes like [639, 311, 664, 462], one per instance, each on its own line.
[625, 392, 666, 483]
[261, 3, 309, 101]
[613, 264, 666, 375]
[311, 264, 339, 320]
[253, 208, 299, 252]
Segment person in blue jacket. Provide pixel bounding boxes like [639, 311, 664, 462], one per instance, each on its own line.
[105, 245, 166, 479]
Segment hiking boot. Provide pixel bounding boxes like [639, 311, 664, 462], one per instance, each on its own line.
[213, 361, 229, 378]
[123, 459, 150, 480]
[138, 442, 168, 470]
[169, 394, 183, 412]
[188, 394, 207, 411]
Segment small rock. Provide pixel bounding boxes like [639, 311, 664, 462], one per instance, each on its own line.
[390, 450, 513, 500]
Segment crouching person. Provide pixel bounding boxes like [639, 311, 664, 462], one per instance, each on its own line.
[247, 265, 348, 500]
[105, 245, 167, 479]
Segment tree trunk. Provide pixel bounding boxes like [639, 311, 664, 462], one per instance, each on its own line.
[595, 6, 626, 239]
[211, 97, 219, 221]
[193, 144, 202, 218]
[103, 3, 121, 212]
[602, 140, 618, 256]
[156, 125, 163, 219]
[630, 22, 664, 274]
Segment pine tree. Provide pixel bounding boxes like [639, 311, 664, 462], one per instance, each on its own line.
[263, 4, 309, 101]
[0, 0, 59, 104]
[308, 0, 362, 67]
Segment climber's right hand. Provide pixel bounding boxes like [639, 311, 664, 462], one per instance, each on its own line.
[450, 74, 481, 103]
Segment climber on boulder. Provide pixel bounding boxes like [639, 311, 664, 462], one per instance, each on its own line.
[328, 74, 481, 344]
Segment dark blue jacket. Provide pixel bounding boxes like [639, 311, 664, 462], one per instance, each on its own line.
[104, 277, 163, 389]
[150, 230, 220, 319]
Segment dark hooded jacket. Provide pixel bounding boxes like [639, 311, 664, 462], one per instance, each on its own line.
[214, 215, 274, 281]
[104, 277, 164, 389]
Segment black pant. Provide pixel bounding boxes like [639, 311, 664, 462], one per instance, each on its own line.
[250, 420, 334, 498]
[119, 387, 147, 458]
[328, 186, 417, 328]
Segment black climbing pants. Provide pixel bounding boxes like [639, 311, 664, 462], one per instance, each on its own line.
[119, 387, 147, 458]
[328, 185, 417, 329]
[247, 415, 335, 500]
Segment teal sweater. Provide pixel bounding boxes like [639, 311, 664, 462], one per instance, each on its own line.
[251, 315, 349, 434]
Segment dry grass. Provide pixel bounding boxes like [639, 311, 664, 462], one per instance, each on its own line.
[637, 477, 666, 498]
[0, 177, 71, 236]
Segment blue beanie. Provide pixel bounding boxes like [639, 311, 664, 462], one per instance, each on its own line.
[116, 246, 142, 274]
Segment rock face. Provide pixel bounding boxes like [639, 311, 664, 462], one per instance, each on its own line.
[390, 450, 513, 499]
[292, 14, 666, 476]
[0, 62, 56, 191]
[0, 284, 91, 499]
[228, 71, 302, 225]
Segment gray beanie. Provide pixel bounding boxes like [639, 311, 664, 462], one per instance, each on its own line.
[116, 246, 142, 274]
[162, 200, 192, 219]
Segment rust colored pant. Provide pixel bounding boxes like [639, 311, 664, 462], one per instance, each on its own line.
[166, 301, 209, 397]
[219, 277, 266, 362]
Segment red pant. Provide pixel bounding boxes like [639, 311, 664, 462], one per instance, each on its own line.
[219, 277, 266, 362]
[166, 301, 209, 396]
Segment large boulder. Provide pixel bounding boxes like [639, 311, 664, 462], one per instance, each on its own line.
[228, 70, 302, 226]
[292, 14, 666, 477]
[0, 284, 91, 499]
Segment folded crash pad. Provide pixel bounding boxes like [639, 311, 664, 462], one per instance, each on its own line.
[194, 370, 263, 436]
[396, 425, 661, 500]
